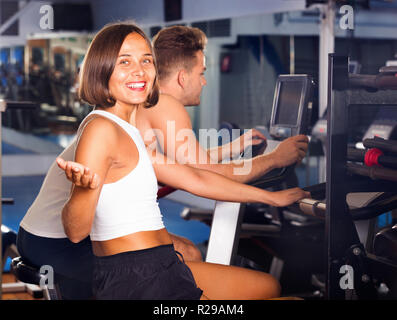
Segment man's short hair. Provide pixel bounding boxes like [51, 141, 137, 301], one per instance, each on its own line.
[152, 26, 207, 81]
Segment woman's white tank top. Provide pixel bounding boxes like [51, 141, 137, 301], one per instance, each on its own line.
[20, 110, 164, 240]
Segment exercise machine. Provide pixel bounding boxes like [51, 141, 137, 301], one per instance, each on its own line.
[203, 74, 314, 266]
[325, 56, 397, 299]
[289, 55, 397, 299]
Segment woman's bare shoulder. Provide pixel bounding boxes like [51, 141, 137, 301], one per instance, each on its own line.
[77, 115, 121, 152]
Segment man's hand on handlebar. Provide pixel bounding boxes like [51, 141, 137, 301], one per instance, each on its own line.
[231, 128, 267, 157]
[271, 188, 311, 207]
[271, 135, 309, 167]
[56, 157, 99, 189]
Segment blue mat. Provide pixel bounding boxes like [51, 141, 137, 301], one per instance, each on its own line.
[2, 142, 35, 155]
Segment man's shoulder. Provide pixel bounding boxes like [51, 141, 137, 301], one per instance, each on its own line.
[142, 93, 189, 119]
[157, 93, 185, 110]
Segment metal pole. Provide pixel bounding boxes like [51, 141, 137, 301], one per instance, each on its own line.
[317, 1, 336, 184]
[319, 0, 335, 118]
[326, 54, 348, 299]
[325, 54, 362, 300]
[289, 35, 295, 75]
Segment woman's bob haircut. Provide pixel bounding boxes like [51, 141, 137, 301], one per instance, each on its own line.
[79, 21, 159, 108]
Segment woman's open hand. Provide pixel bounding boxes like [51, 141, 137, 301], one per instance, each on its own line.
[56, 157, 99, 189]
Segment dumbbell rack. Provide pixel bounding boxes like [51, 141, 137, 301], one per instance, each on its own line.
[326, 55, 397, 299]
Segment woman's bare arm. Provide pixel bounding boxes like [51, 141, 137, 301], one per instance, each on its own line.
[61, 118, 116, 243]
[58, 151, 309, 209]
[140, 94, 308, 184]
[151, 153, 310, 207]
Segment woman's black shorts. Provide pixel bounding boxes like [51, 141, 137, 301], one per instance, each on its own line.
[93, 244, 203, 300]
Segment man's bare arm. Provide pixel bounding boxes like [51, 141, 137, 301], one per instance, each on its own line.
[207, 128, 267, 162]
[139, 94, 308, 183]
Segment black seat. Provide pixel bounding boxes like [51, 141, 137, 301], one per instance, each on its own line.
[10, 257, 61, 300]
[373, 225, 397, 263]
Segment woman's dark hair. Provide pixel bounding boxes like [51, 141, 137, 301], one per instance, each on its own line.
[79, 21, 159, 108]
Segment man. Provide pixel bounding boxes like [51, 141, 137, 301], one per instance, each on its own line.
[136, 26, 308, 183]
[66, 26, 309, 262]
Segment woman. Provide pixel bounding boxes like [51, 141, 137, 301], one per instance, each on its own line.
[21, 21, 309, 300]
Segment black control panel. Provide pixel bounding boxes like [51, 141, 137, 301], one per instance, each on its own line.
[269, 74, 313, 140]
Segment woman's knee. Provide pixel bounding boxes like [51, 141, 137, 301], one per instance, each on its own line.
[258, 273, 281, 299]
[187, 262, 281, 300]
[240, 269, 281, 299]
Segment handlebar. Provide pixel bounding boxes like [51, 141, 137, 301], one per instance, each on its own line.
[289, 182, 397, 221]
[349, 73, 397, 91]
[348, 147, 397, 170]
[347, 163, 397, 182]
[363, 137, 397, 154]
[250, 165, 296, 189]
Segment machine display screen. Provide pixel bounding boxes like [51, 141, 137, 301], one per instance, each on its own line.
[274, 80, 303, 126]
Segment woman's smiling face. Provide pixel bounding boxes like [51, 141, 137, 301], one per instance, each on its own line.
[108, 32, 156, 107]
